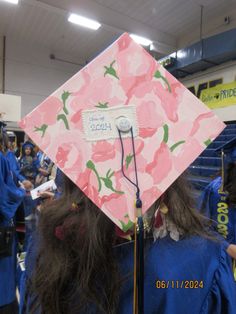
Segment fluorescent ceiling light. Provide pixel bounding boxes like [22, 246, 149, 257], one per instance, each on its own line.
[0, 0, 19, 4]
[150, 43, 157, 52]
[68, 13, 101, 30]
[130, 34, 152, 46]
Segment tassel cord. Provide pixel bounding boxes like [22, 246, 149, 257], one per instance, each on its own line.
[118, 126, 144, 314]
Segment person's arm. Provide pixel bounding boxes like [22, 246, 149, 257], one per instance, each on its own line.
[202, 244, 236, 313]
[38, 167, 50, 176]
[38, 191, 54, 199]
[227, 244, 236, 260]
[0, 154, 25, 221]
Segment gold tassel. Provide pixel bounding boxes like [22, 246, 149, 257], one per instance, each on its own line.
[133, 218, 138, 314]
[160, 203, 169, 214]
[233, 259, 236, 281]
[219, 149, 225, 193]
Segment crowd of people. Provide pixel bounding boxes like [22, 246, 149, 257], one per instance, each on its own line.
[0, 122, 236, 314]
[0, 126, 59, 313]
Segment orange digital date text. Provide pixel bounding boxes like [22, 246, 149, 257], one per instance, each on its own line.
[155, 280, 204, 289]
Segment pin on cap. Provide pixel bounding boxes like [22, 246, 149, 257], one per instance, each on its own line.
[116, 116, 132, 133]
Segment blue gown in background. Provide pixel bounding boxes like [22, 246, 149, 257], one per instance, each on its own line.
[199, 176, 236, 281]
[19, 155, 40, 182]
[0, 152, 25, 307]
[199, 176, 236, 245]
[5, 150, 26, 184]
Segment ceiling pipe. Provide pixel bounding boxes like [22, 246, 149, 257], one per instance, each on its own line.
[2, 36, 6, 94]
[200, 5, 204, 59]
[49, 53, 85, 67]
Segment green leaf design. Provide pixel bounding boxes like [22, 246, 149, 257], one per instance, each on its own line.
[120, 219, 134, 232]
[86, 162, 123, 195]
[108, 171, 114, 178]
[61, 91, 71, 115]
[154, 70, 171, 93]
[57, 114, 70, 130]
[95, 102, 109, 109]
[34, 124, 48, 137]
[104, 60, 119, 79]
[86, 160, 102, 192]
[204, 139, 212, 146]
[106, 169, 114, 178]
[106, 169, 111, 177]
[163, 124, 169, 143]
[86, 160, 96, 170]
[162, 76, 172, 93]
[101, 176, 124, 195]
[170, 140, 185, 152]
[154, 70, 161, 79]
[125, 154, 133, 169]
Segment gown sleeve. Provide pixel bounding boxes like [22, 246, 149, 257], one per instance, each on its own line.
[0, 153, 25, 221]
[5, 151, 26, 182]
[198, 181, 215, 217]
[201, 245, 236, 314]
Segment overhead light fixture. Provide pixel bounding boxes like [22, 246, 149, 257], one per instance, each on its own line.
[68, 13, 101, 30]
[0, 0, 19, 4]
[130, 34, 152, 47]
[150, 43, 158, 52]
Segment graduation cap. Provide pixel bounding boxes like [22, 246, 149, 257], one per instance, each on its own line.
[19, 33, 225, 313]
[22, 141, 35, 151]
[6, 131, 16, 139]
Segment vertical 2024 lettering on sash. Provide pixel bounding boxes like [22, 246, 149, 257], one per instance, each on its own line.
[217, 201, 229, 238]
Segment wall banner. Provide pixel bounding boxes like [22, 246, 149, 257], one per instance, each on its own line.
[200, 81, 236, 109]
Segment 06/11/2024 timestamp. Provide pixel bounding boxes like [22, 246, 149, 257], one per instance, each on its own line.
[155, 280, 204, 289]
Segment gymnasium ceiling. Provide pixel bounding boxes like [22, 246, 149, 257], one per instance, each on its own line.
[0, 0, 236, 64]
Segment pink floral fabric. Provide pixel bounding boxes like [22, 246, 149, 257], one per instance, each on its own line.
[19, 33, 225, 230]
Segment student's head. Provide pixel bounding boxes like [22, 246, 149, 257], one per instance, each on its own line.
[24, 145, 32, 156]
[0, 130, 9, 153]
[22, 141, 34, 157]
[32, 172, 212, 314]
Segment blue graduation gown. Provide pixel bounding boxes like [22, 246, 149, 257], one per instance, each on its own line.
[117, 236, 236, 314]
[5, 150, 26, 183]
[0, 152, 25, 307]
[20, 234, 236, 314]
[19, 156, 39, 181]
[199, 176, 236, 244]
[0, 152, 25, 221]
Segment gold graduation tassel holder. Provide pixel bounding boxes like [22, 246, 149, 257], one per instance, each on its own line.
[133, 202, 144, 314]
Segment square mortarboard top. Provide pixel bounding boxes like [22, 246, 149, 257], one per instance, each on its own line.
[215, 136, 236, 162]
[19, 32, 225, 231]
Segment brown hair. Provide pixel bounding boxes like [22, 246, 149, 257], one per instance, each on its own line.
[225, 162, 236, 206]
[31, 173, 213, 314]
[0, 130, 8, 153]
